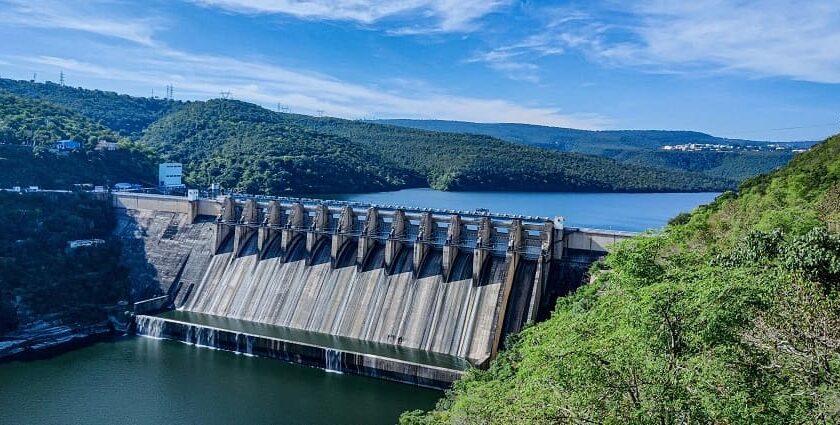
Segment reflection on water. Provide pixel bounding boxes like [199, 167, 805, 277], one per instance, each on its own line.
[0, 337, 440, 425]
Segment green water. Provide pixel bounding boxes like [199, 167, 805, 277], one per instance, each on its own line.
[0, 336, 441, 424]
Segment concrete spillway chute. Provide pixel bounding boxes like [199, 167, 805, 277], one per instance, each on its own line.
[385, 209, 407, 274]
[357, 207, 381, 270]
[412, 212, 435, 276]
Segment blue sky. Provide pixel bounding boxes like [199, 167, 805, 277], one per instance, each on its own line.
[0, 0, 838, 141]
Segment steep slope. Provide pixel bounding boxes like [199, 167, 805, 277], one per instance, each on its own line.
[404, 135, 840, 424]
[142, 100, 421, 194]
[379, 119, 813, 182]
[0, 78, 182, 138]
[0, 93, 157, 188]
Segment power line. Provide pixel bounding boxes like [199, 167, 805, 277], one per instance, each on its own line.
[723, 121, 838, 136]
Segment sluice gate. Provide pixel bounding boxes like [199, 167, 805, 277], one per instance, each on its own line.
[115, 193, 634, 386]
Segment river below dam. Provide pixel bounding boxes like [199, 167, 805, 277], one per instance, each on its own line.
[0, 191, 719, 424]
[0, 336, 441, 425]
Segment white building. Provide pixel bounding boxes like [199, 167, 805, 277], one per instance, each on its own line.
[159, 163, 183, 187]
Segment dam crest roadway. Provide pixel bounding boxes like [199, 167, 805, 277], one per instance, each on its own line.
[114, 192, 634, 388]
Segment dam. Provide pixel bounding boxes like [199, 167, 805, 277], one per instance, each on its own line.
[115, 192, 633, 388]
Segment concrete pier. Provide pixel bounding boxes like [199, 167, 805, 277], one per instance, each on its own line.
[114, 192, 635, 383]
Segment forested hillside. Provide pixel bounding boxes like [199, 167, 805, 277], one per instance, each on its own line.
[403, 134, 840, 424]
[282, 114, 730, 192]
[0, 93, 157, 188]
[0, 192, 130, 333]
[379, 119, 813, 182]
[142, 99, 731, 193]
[142, 100, 421, 194]
[0, 78, 181, 138]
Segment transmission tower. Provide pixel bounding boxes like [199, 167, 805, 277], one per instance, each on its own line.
[220, 91, 231, 99]
[59, 70, 65, 86]
[316, 109, 325, 117]
[165, 85, 174, 99]
[31, 72, 37, 83]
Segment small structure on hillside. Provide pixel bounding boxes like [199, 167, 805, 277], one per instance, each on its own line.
[67, 239, 106, 250]
[95, 141, 119, 151]
[114, 183, 143, 191]
[49, 139, 82, 155]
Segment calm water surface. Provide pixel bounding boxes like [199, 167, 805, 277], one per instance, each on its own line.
[322, 189, 721, 232]
[0, 337, 440, 425]
[1, 191, 719, 424]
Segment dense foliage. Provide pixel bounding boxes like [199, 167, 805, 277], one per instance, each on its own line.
[142, 100, 421, 194]
[282, 115, 731, 192]
[380, 119, 812, 182]
[0, 93, 157, 188]
[403, 134, 840, 424]
[0, 193, 130, 331]
[143, 100, 729, 194]
[0, 92, 120, 151]
[0, 78, 181, 138]
[617, 150, 793, 181]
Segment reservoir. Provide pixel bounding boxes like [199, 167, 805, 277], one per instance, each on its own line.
[322, 189, 721, 232]
[1, 191, 719, 424]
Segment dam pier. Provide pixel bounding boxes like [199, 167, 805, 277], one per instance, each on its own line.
[115, 192, 633, 388]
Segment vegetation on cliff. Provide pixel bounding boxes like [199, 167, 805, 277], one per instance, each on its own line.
[402, 134, 840, 424]
[0, 93, 157, 188]
[142, 99, 731, 193]
[0, 192, 130, 332]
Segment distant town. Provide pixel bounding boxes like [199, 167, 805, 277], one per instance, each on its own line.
[660, 143, 810, 153]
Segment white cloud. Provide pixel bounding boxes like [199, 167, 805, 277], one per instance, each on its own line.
[0, 0, 163, 46]
[0, 0, 609, 128]
[12, 45, 608, 128]
[190, 0, 509, 33]
[540, 1, 840, 84]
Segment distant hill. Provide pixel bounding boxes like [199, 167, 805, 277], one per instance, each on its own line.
[142, 99, 732, 193]
[0, 78, 182, 138]
[0, 92, 157, 188]
[1, 79, 733, 193]
[377, 119, 815, 181]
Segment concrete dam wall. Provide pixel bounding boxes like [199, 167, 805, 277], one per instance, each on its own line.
[115, 193, 633, 385]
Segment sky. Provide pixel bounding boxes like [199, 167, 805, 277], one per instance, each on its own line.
[0, 0, 838, 141]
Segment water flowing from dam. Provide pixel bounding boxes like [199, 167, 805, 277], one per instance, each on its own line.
[177, 234, 533, 364]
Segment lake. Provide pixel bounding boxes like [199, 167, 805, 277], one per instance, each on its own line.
[0, 336, 441, 425]
[0, 190, 720, 424]
[321, 189, 721, 232]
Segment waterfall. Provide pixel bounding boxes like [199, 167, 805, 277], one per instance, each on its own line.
[135, 315, 165, 339]
[325, 349, 343, 373]
[233, 333, 256, 356]
[185, 325, 218, 349]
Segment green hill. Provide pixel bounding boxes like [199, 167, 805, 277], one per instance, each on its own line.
[0, 92, 157, 188]
[378, 119, 814, 182]
[403, 134, 840, 424]
[141, 100, 421, 194]
[0, 78, 181, 138]
[142, 99, 732, 193]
